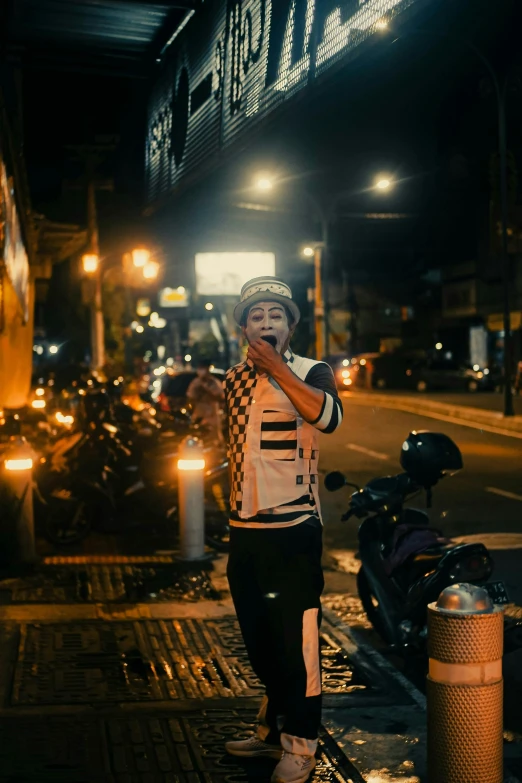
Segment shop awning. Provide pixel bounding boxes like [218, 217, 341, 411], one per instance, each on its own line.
[487, 313, 522, 332]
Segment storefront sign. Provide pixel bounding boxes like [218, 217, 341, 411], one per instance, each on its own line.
[146, 0, 421, 204]
[159, 287, 189, 307]
[0, 161, 30, 321]
[487, 312, 522, 332]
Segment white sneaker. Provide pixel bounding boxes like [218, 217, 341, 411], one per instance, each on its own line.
[271, 752, 316, 783]
[225, 736, 283, 759]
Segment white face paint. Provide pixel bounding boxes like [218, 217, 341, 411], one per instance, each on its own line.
[243, 301, 293, 354]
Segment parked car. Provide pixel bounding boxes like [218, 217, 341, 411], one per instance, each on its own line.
[350, 353, 494, 393]
[415, 359, 494, 393]
[348, 353, 386, 389]
[324, 354, 354, 389]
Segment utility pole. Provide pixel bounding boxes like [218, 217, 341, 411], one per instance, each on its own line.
[86, 173, 104, 371]
[66, 140, 116, 373]
[313, 245, 325, 361]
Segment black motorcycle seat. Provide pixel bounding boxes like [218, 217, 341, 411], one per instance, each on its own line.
[406, 543, 457, 580]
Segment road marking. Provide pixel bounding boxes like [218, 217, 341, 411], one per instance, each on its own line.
[345, 443, 389, 460]
[485, 487, 522, 502]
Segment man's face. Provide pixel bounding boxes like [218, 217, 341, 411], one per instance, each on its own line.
[242, 301, 294, 354]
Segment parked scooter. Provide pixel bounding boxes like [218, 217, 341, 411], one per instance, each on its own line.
[35, 388, 230, 546]
[325, 430, 517, 650]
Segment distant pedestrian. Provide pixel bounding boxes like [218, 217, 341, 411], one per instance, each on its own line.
[515, 360, 522, 395]
[224, 276, 343, 783]
[186, 359, 224, 443]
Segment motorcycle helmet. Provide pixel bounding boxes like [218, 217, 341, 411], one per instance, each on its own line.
[400, 431, 462, 487]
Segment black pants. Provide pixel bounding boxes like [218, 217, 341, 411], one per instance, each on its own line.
[227, 522, 324, 748]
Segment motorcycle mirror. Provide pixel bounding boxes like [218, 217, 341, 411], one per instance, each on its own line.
[324, 471, 347, 492]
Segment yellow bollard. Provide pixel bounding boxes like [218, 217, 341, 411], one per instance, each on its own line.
[427, 583, 504, 783]
[2, 437, 37, 564]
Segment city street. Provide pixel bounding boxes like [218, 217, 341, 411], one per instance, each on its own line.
[1, 0, 521, 778]
[320, 395, 522, 550]
[317, 396, 522, 755]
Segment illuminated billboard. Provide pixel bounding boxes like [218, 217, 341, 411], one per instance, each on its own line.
[146, 0, 423, 204]
[195, 252, 276, 295]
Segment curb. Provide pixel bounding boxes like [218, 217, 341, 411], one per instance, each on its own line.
[343, 391, 522, 438]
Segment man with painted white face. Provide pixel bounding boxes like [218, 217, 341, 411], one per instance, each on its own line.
[224, 276, 343, 783]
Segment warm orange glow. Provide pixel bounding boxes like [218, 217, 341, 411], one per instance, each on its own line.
[143, 260, 159, 280]
[132, 248, 150, 268]
[82, 253, 99, 273]
[5, 458, 33, 471]
[178, 459, 205, 471]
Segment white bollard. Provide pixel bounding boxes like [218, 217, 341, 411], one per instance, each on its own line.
[177, 436, 206, 561]
[427, 583, 504, 783]
[2, 437, 37, 564]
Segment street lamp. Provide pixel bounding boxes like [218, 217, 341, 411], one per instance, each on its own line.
[374, 177, 394, 191]
[143, 260, 160, 280]
[82, 247, 157, 372]
[253, 171, 397, 360]
[132, 248, 150, 268]
[255, 175, 274, 192]
[82, 253, 99, 273]
[205, 302, 214, 311]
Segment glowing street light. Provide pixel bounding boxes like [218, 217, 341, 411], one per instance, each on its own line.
[82, 253, 99, 273]
[375, 177, 393, 191]
[132, 248, 150, 268]
[184, 354, 192, 362]
[135, 324, 144, 334]
[302, 246, 315, 258]
[143, 260, 160, 280]
[205, 302, 214, 311]
[255, 175, 274, 191]
[49, 345, 59, 355]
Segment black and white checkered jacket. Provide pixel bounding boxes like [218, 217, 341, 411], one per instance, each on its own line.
[224, 350, 343, 528]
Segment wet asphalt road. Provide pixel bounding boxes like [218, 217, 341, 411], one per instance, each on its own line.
[319, 396, 522, 549]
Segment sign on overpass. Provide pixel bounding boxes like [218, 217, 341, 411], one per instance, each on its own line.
[146, 0, 425, 206]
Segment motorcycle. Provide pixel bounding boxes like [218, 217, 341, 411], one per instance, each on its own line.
[36, 388, 230, 547]
[325, 430, 519, 650]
